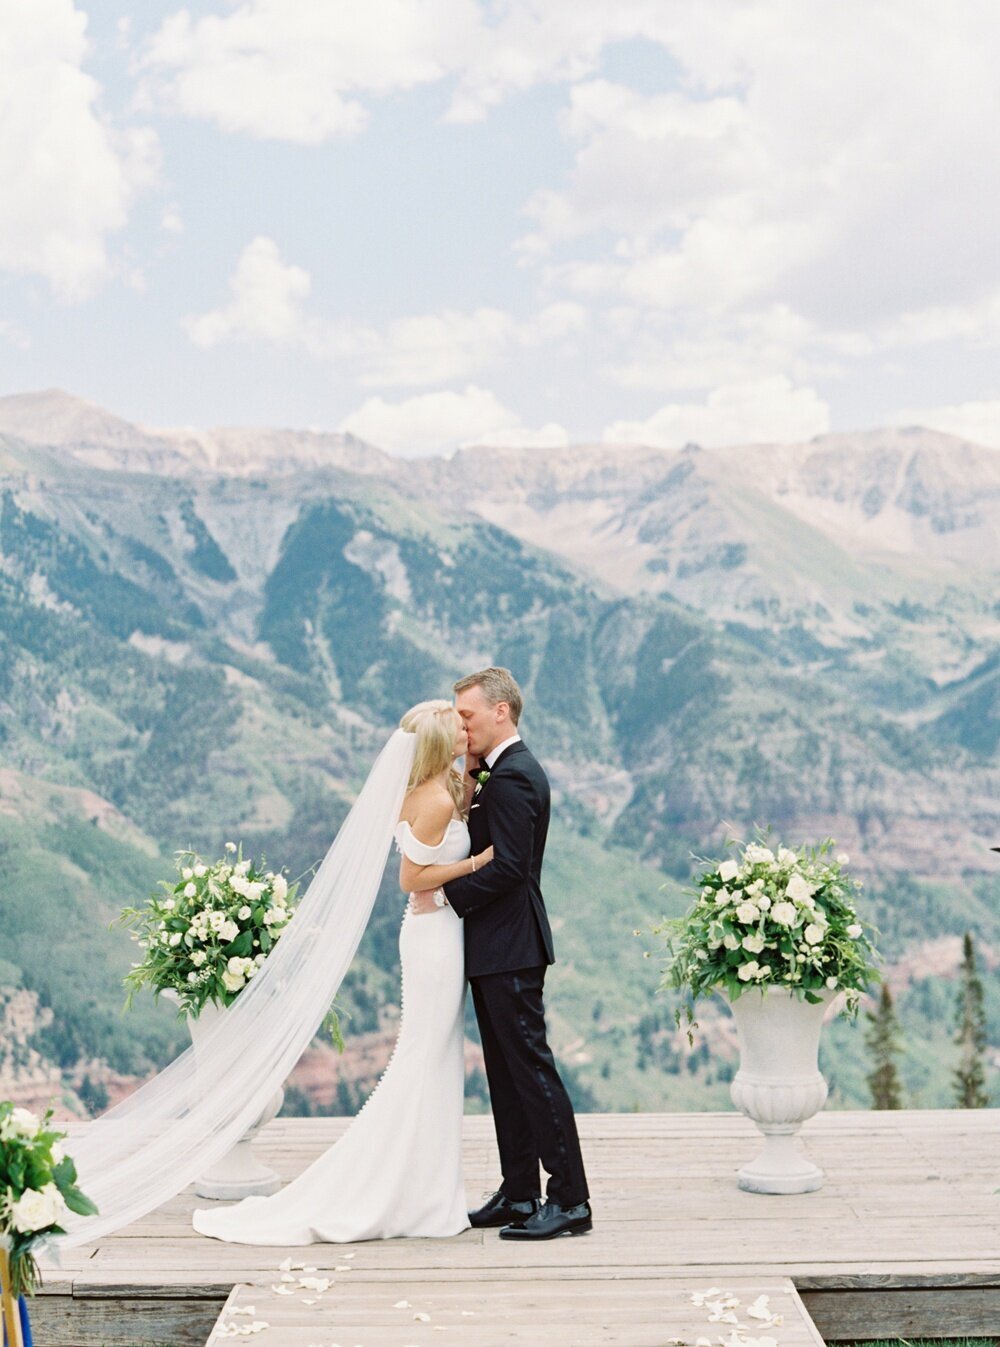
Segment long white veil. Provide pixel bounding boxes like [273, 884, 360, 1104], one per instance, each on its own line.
[51, 727, 416, 1249]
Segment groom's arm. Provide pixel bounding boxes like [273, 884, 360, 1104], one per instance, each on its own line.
[444, 771, 538, 917]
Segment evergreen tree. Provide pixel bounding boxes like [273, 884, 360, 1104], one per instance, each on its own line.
[865, 981, 904, 1109]
[954, 931, 990, 1108]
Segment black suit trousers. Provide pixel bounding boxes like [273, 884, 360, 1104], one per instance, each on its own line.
[470, 965, 589, 1207]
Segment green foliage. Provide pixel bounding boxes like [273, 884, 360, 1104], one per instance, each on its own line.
[0, 1102, 98, 1296]
[178, 498, 237, 581]
[655, 835, 880, 1023]
[865, 981, 904, 1108]
[954, 931, 991, 1107]
[118, 845, 295, 1015]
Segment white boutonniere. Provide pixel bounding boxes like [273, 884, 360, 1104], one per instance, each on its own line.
[473, 769, 491, 797]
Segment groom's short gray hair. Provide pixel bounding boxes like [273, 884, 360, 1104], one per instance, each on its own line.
[454, 667, 523, 725]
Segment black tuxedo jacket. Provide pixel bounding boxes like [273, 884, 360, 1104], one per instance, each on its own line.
[444, 740, 555, 978]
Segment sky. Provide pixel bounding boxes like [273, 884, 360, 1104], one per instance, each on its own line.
[2, 0, 1000, 456]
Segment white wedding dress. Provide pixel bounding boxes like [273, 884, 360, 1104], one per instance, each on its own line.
[192, 818, 471, 1244]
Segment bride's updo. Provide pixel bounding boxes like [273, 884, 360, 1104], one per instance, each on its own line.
[400, 699, 465, 814]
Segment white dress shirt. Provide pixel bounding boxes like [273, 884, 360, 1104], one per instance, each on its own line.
[485, 734, 521, 768]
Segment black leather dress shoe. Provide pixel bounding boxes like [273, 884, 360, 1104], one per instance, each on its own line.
[499, 1199, 592, 1240]
[468, 1190, 541, 1228]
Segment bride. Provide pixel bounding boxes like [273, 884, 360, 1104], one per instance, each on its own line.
[191, 700, 493, 1245]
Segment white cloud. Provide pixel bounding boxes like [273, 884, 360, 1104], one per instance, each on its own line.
[339, 385, 559, 456]
[184, 237, 314, 347]
[140, 0, 481, 143]
[891, 401, 1000, 450]
[0, 321, 31, 351]
[465, 423, 569, 450]
[603, 376, 829, 449]
[186, 238, 587, 385]
[0, 0, 157, 300]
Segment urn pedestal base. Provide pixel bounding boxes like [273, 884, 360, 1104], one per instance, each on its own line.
[164, 990, 285, 1201]
[727, 987, 835, 1196]
[735, 1127, 824, 1194]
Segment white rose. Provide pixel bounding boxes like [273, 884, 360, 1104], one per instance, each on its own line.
[825, 976, 838, 989]
[836, 852, 850, 865]
[221, 970, 245, 992]
[254, 953, 266, 966]
[162, 899, 175, 911]
[11, 1183, 66, 1233]
[187, 971, 199, 983]
[194, 863, 207, 877]
[737, 961, 760, 981]
[804, 923, 825, 945]
[742, 933, 765, 954]
[718, 860, 739, 883]
[219, 919, 239, 941]
[229, 874, 249, 896]
[770, 901, 797, 926]
[745, 845, 774, 865]
[1, 1107, 39, 1140]
[237, 905, 252, 920]
[169, 932, 182, 947]
[735, 901, 759, 924]
[757, 895, 771, 911]
[182, 867, 193, 881]
[778, 847, 797, 865]
[209, 911, 225, 929]
[183, 882, 197, 898]
[785, 873, 816, 903]
[226, 955, 245, 974]
[714, 889, 731, 906]
[723, 933, 740, 950]
[235, 860, 251, 876]
[190, 950, 207, 967]
[272, 875, 288, 902]
[846, 923, 863, 938]
[245, 881, 265, 902]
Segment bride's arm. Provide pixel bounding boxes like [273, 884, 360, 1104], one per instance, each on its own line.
[400, 846, 493, 892]
[398, 795, 492, 891]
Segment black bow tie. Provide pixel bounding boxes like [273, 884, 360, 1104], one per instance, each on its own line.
[469, 761, 492, 778]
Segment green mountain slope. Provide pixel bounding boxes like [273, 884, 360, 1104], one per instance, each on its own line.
[0, 418, 997, 1114]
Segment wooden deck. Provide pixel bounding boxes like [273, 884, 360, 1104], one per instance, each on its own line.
[35, 1110, 1000, 1346]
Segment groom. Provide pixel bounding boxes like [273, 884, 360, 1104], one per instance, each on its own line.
[412, 667, 591, 1240]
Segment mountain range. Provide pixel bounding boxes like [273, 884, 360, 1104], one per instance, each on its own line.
[0, 388, 996, 1116]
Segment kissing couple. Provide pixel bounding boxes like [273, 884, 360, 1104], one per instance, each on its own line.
[193, 667, 592, 1245]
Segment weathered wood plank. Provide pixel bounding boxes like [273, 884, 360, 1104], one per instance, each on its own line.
[801, 1286, 1000, 1340]
[35, 1110, 1000, 1347]
[209, 1275, 822, 1347]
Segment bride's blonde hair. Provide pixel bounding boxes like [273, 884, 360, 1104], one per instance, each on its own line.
[399, 699, 465, 814]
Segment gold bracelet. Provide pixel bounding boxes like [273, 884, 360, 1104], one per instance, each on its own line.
[471, 854, 477, 872]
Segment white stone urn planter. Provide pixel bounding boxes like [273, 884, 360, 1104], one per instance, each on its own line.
[726, 985, 838, 1195]
[163, 990, 284, 1200]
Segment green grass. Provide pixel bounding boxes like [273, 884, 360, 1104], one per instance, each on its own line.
[850, 1340, 998, 1346]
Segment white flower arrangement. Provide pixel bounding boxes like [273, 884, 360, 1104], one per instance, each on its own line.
[654, 834, 880, 1020]
[0, 1102, 97, 1298]
[118, 845, 298, 1018]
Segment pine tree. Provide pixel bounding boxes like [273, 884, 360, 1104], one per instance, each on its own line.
[954, 931, 990, 1108]
[865, 981, 904, 1109]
